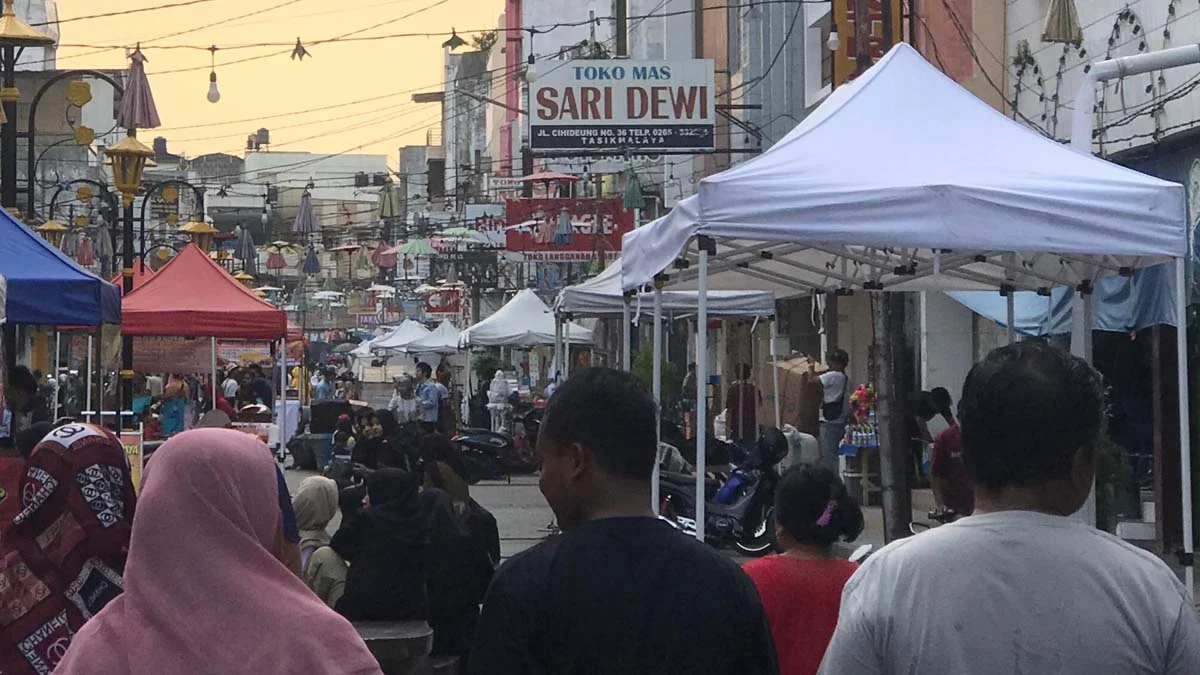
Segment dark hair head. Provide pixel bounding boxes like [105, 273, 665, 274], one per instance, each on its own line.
[929, 387, 953, 415]
[338, 484, 366, 524]
[416, 362, 432, 378]
[418, 432, 467, 479]
[959, 341, 1104, 491]
[737, 363, 752, 380]
[827, 349, 849, 368]
[365, 468, 418, 507]
[376, 409, 398, 437]
[8, 366, 37, 395]
[540, 367, 656, 480]
[910, 391, 937, 421]
[774, 465, 863, 547]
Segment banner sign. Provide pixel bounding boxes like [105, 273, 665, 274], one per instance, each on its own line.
[217, 341, 272, 364]
[462, 203, 506, 248]
[424, 288, 461, 319]
[531, 60, 715, 150]
[120, 430, 143, 493]
[133, 337, 210, 374]
[505, 198, 633, 263]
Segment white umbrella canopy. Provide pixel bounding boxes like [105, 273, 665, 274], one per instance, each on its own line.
[461, 289, 592, 348]
[372, 318, 433, 351]
[406, 320, 461, 355]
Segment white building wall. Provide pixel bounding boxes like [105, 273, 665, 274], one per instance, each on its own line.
[13, 0, 58, 70]
[1007, 1, 1200, 155]
[920, 292, 976, 430]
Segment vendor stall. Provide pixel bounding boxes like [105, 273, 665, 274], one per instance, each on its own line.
[620, 42, 1191, 586]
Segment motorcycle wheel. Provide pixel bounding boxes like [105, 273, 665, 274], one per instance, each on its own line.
[462, 454, 502, 485]
[734, 504, 776, 557]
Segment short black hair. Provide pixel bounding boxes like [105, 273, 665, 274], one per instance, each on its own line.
[8, 366, 37, 395]
[959, 341, 1103, 490]
[929, 387, 953, 415]
[910, 391, 937, 421]
[827, 349, 849, 368]
[416, 362, 432, 378]
[775, 465, 863, 546]
[540, 367, 657, 480]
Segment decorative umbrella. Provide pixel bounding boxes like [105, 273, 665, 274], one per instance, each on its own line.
[234, 225, 259, 275]
[371, 239, 396, 268]
[266, 250, 287, 270]
[117, 46, 161, 130]
[437, 227, 491, 245]
[1041, 0, 1082, 45]
[552, 208, 573, 245]
[322, 274, 339, 292]
[60, 228, 79, 257]
[255, 285, 283, 293]
[622, 170, 645, 210]
[378, 183, 401, 221]
[388, 238, 438, 256]
[301, 244, 321, 274]
[293, 191, 318, 235]
[312, 290, 344, 301]
[74, 235, 95, 266]
[355, 247, 374, 274]
[94, 223, 114, 271]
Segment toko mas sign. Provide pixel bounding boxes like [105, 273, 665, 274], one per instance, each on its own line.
[531, 59, 715, 151]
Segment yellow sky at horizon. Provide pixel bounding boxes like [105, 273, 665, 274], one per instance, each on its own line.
[53, 0, 503, 166]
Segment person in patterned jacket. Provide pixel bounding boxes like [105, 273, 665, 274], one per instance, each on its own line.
[0, 422, 135, 675]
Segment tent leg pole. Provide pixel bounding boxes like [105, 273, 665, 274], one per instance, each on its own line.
[770, 317, 780, 428]
[1175, 258, 1195, 599]
[1006, 292, 1016, 344]
[279, 339, 287, 455]
[622, 298, 632, 371]
[52, 331, 60, 421]
[86, 333, 93, 423]
[94, 327, 102, 428]
[1072, 289, 1096, 527]
[564, 321, 571, 381]
[211, 337, 217, 411]
[554, 316, 562, 384]
[652, 283, 663, 515]
[695, 243, 709, 543]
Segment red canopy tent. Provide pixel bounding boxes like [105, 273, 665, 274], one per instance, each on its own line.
[111, 266, 156, 295]
[122, 244, 286, 339]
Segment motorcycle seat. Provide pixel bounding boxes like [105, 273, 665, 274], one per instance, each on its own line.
[660, 471, 721, 489]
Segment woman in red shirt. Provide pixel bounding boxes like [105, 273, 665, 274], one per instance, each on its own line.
[743, 465, 864, 675]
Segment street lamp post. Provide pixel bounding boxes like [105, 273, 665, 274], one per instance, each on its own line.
[0, 0, 54, 210]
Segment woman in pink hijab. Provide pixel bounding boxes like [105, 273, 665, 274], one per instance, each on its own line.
[53, 428, 383, 675]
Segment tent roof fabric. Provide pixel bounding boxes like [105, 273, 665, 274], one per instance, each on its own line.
[111, 265, 156, 295]
[121, 244, 287, 339]
[557, 258, 776, 317]
[406, 320, 461, 354]
[462, 289, 593, 348]
[620, 44, 1186, 295]
[0, 207, 121, 325]
[371, 319, 432, 351]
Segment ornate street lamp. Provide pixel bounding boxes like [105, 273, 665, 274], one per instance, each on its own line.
[0, 0, 55, 207]
[104, 133, 155, 207]
[178, 215, 219, 252]
[34, 218, 67, 247]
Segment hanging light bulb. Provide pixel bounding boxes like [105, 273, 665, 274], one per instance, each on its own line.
[524, 54, 539, 83]
[827, 27, 841, 52]
[206, 46, 221, 103]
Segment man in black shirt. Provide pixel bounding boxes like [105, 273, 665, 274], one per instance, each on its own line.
[470, 367, 778, 675]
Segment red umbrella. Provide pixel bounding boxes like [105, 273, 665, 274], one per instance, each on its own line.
[74, 235, 95, 266]
[266, 251, 287, 270]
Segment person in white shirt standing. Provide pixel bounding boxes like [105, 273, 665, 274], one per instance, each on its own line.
[817, 349, 850, 475]
[818, 341, 1200, 675]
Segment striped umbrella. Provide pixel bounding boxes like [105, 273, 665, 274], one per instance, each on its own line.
[371, 239, 396, 268]
[301, 244, 321, 274]
[293, 191, 318, 235]
[117, 46, 161, 130]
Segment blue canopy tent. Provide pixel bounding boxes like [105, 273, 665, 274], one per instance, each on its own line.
[0, 208, 121, 325]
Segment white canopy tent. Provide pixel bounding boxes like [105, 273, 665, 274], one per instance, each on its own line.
[407, 320, 462, 355]
[461, 288, 593, 349]
[620, 43, 1192, 580]
[557, 259, 779, 511]
[372, 319, 433, 352]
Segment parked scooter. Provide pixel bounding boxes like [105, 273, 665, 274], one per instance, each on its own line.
[658, 427, 788, 557]
[453, 416, 540, 484]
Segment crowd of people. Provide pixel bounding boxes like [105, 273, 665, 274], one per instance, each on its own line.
[0, 342, 1194, 674]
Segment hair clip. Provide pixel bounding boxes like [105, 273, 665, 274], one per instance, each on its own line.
[816, 499, 837, 527]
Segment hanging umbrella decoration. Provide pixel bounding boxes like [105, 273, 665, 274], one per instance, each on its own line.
[552, 207, 573, 245]
[329, 244, 360, 278]
[371, 238, 396, 268]
[74, 234, 95, 267]
[294, 189, 320, 331]
[234, 225, 259, 275]
[94, 221, 115, 277]
[117, 46, 161, 130]
[301, 244, 321, 275]
[355, 245, 374, 277]
[1041, 0, 1082, 45]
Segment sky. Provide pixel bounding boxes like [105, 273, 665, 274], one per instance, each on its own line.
[53, 0, 503, 165]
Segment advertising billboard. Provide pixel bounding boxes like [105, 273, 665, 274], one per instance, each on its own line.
[531, 59, 715, 151]
[505, 198, 633, 263]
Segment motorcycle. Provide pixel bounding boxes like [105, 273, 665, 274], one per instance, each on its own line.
[658, 427, 788, 557]
[453, 416, 540, 484]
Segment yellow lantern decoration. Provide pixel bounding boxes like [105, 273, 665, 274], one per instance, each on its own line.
[35, 219, 68, 247]
[104, 132, 155, 205]
[178, 216, 218, 251]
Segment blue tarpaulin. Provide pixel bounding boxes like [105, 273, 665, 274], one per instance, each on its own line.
[950, 263, 1178, 336]
[0, 208, 121, 325]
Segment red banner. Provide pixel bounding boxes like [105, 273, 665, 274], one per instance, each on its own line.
[505, 198, 633, 262]
[424, 289, 461, 318]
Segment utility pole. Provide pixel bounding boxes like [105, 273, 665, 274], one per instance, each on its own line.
[615, 0, 628, 57]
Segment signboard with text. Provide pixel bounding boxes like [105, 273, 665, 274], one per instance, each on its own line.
[133, 337, 210, 374]
[531, 59, 715, 151]
[505, 198, 633, 263]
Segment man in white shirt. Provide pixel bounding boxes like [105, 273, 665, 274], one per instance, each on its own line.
[221, 370, 240, 400]
[818, 341, 1200, 675]
[817, 349, 850, 475]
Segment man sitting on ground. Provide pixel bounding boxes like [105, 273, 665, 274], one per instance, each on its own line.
[818, 341, 1200, 674]
[470, 367, 777, 675]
